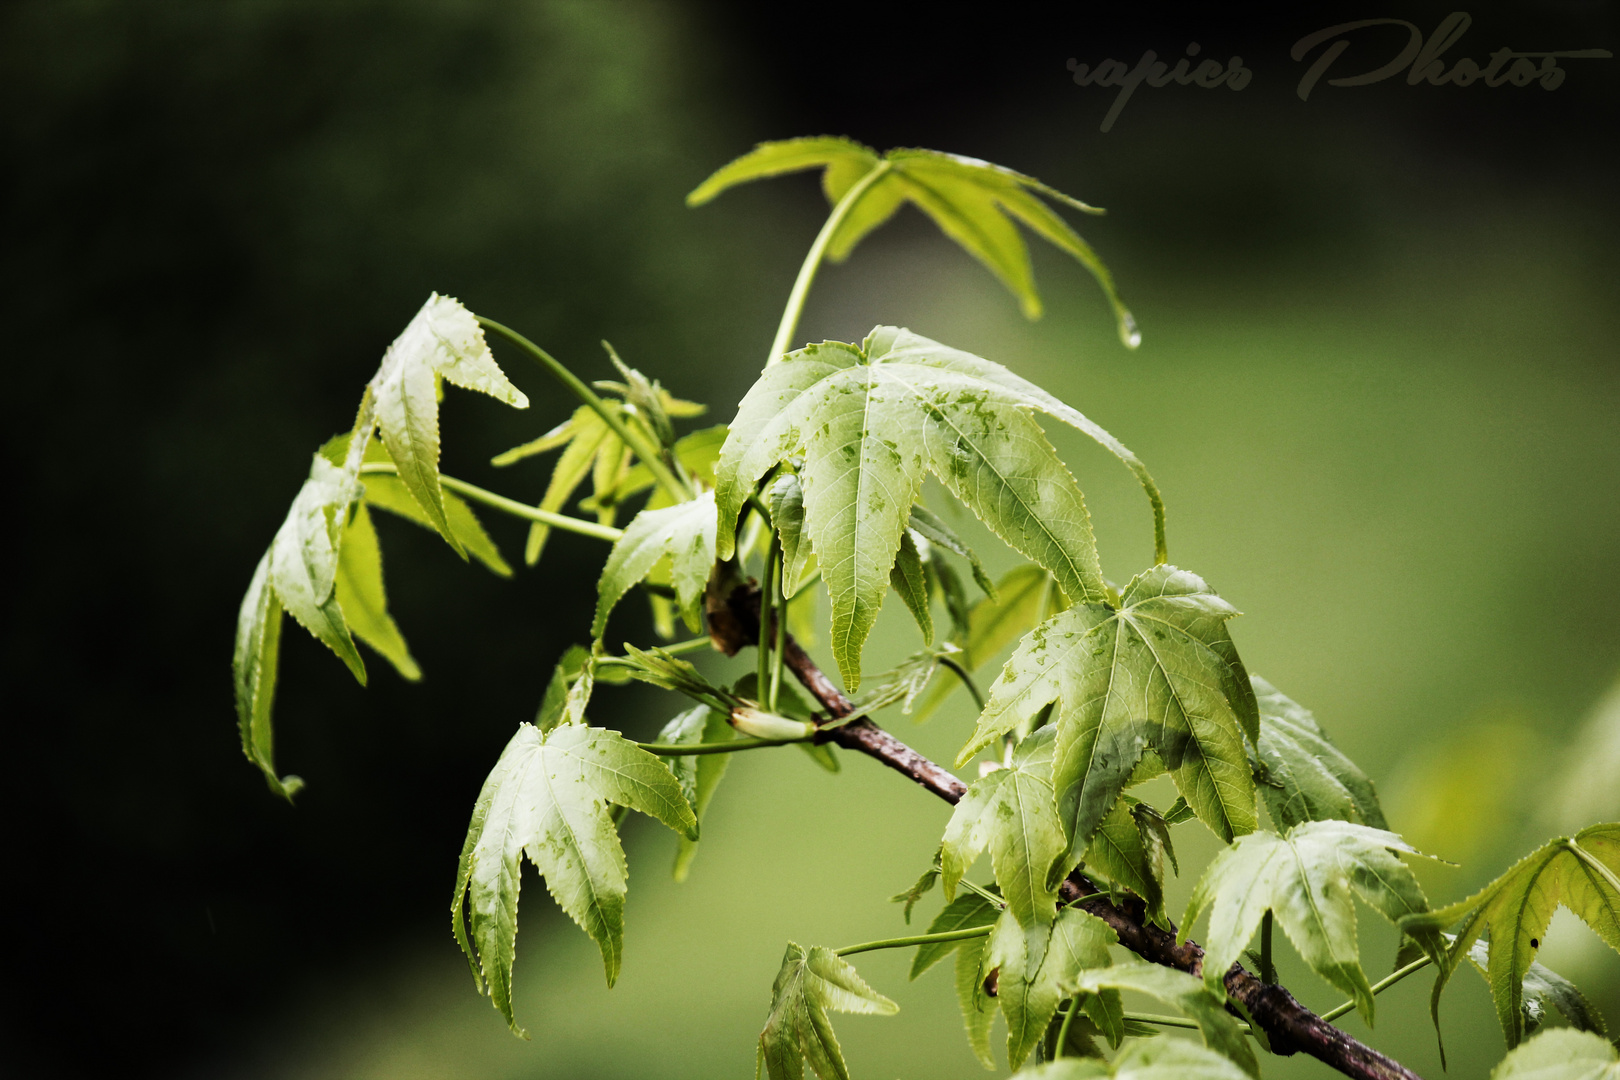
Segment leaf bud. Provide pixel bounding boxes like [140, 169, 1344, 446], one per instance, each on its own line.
[730, 707, 816, 741]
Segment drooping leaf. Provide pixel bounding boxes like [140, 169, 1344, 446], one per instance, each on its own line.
[889, 529, 934, 644]
[536, 645, 591, 732]
[987, 906, 1118, 1068]
[943, 726, 1067, 930]
[348, 436, 511, 575]
[497, 405, 614, 563]
[1009, 1038, 1253, 1080]
[593, 491, 717, 637]
[658, 704, 735, 880]
[1466, 939, 1610, 1041]
[451, 722, 697, 1034]
[1084, 796, 1170, 926]
[368, 293, 528, 555]
[688, 139, 1139, 347]
[1402, 824, 1620, 1050]
[957, 935, 999, 1069]
[1248, 675, 1386, 830]
[769, 472, 813, 596]
[913, 563, 1062, 721]
[267, 453, 366, 682]
[233, 553, 298, 799]
[912, 889, 1001, 979]
[1184, 820, 1441, 1025]
[757, 943, 899, 1080]
[891, 864, 941, 925]
[959, 565, 1257, 863]
[909, 503, 996, 597]
[716, 328, 1164, 689]
[1066, 962, 1259, 1077]
[334, 503, 421, 681]
[1490, 1028, 1620, 1080]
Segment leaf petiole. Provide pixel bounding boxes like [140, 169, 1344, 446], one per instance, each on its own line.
[936, 656, 985, 712]
[1053, 996, 1081, 1059]
[358, 463, 623, 541]
[1318, 955, 1433, 1024]
[834, 922, 996, 958]
[637, 735, 812, 756]
[1126, 1011, 1251, 1036]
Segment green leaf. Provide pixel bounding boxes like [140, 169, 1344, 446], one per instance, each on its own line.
[942, 727, 1066, 930]
[658, 704, 735, 881]
[1249, 675, 1386, 830]
[593, 491, 717, 637]
[536, 645, 591, 732]
[1083, 797, 1169, 926]
[1066, 962, 1259, 1077]
[909, 504, 996, 597]
[591, 422, 728, 516]
[912, 890, 1002, 979]
[988, 906, 1118, 1068]
[334, 503, 421, 681]
[1184, 821, 1441, 1025]
[959, 565, 1257, 863]
[1490, 1029, 1620, 1080]
[846, 646, 956, 720]
[1009, 1038, 1254, 1080]
[1402, 824, 1620, 1049]
[891, 864, 941, 925]
[451, 722, 697, 1034]
[356, 437, 511, 576]
[913, 563, 1062, 721]
[233, 553, 298, 800]
[268, 453, 366, 682]
[769, 472, 813, 596]
[1467, 939, 1610, 1040]
[889, 529, 934, 644]
[757, 942, 898, 1080]
[717, 328, 1163, 689]
[689, 140, 1139, 348]
[498, 405, 613, 563]
[957, 936, 999, 1069]
[368, 293, 528, 556]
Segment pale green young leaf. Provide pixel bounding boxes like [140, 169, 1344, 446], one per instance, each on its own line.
[891, 864, 941, 925]
[757, 942, 898, 1080]
[1066, 962, 1259, 1077]
[912, 890, 1002, 979]
[909, 503, 996, 597]
[368, 293, 528, 555]
[1184, 820, 1441, 1025]
[354, 435, 510, 575]
[268, 453, 366, 682]
[716, 329, 1155, 688]
[1011, 1038, 1252, 1080]
[536, 645, 591, 732]
[989, 906, 1119, 1068]
[769, 472, 813, 597]
[334, 503, 420, 681]
[889, 529, 934, 644]
[913, 563, 1061, 721]
[846, 645, 957, 720]
[1466, 939, 1610, 1040]
[597, 423, 728, 515]
[658, 704, 735, 880]
[501, 405, 612, 564]
[686, 136, 880, 208]
[232, 553, 299, 800]
[1249, 675, 1386, 830]
[942, 727, 1066, 930]
[1401, 824, 1620, 1049]
[959, 565, 1256, 860]
[451, 722, 697, 1034]
[593, 491, 717, 637]
[1490, 1029, 1620, 1080]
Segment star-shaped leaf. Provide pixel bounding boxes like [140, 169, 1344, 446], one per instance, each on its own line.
[1065, 962, 1259, 1077]
[958, 565, 1257, 864]
[368, 293, 528, 555]
[451, 722, 697, 1035]
[593, 490, 717, 637]
[1008, 1038, 1253, 1080]
[1467, 939, 1610, 1041]
[757, 943, 898, 1080]
[1489, 1029, 1620, 1080]
[1248, 675, 1386, 830]
[688, 138, 1138, 347]
[1184, 820, 1442, 1025]
[716, 327, 1164, 690]
[985, 906, 1118, 1068]
[333, 502, 420, 681]
[1401, 824, 1620, 1050]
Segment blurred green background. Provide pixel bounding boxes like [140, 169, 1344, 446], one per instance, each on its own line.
[3, 2, 1617, 1078]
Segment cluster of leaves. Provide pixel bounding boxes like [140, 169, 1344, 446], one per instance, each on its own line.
[233, 138, 1620, 1080]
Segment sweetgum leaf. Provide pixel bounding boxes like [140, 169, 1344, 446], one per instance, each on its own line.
[593, 491, 717, 637]
[889, 529, 934, 643]
[1489, 1029, 1620, 1080]
[368, 293, 528, 555]
[1184, 821, 1441, 1025]
[536, 645, 591, 732]
[1402, 824, 1620, 1050]
[716, 328, 1163, 688]
[769, 472, 813, 597]
[911, 889, 1001, 979]
[334, 503, 420, 681]
[1009, 1038, 1253, 1080]
[957, 936, 999, 1069]
[347, 436, 510, 576]
[1066, 962, 1259, 1077]
[233, 553, 297, 799]
[958, 565, 1257, 858]
[1249, 675, 1385, 829]
[689, 139, 1138, 347]
[912, 563, 1062, 722]
[757, 943, 898, 1080]
[987, 906, 1118, 1068]
[1466, 939, 1610, 1040]
[451, 722, 697, 1034]
[267, 452, 366, 681]
[908, 503, 996, 597]
[658, 704, 735, 881]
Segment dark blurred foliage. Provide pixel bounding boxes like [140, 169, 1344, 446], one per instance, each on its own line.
[0, 2, 1614, 1077]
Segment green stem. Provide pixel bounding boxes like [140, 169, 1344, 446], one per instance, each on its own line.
[1126, 1011, 1251, 1035]
[765, 160, 893, 368]
[937, 656, 985, 712]
[769, 548, 787, 710]
[758, 531, 780, 699]
[1260, 910, 1275, 985]
[478, 316, 691, 502]
[835, 923, 995, 958]
[637, 735, 812, 756]
[659, 636, 713, 656]
[1319, 956, 1433, 1023]
[1053, 997, 1081, 1059]
[358, 464, 623, 541]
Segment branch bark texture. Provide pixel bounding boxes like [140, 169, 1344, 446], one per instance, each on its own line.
[707, 577, 1423, 1080]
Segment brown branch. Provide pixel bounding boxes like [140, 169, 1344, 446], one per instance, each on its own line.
[707, 577, 1423, 1080]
